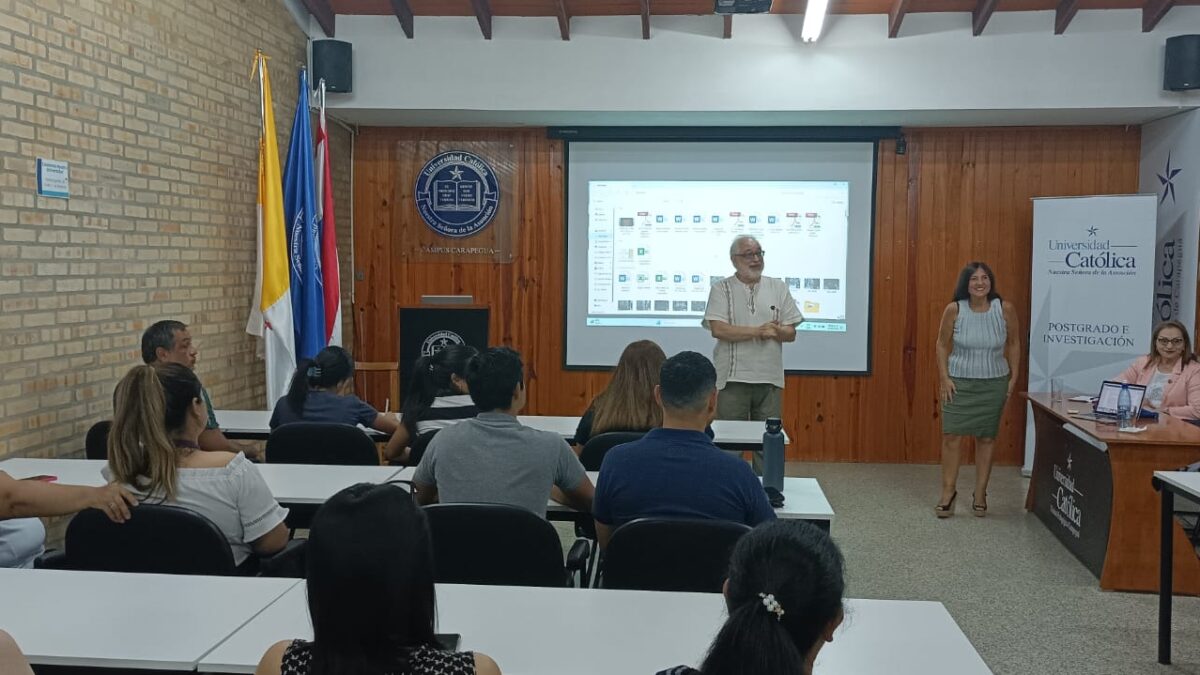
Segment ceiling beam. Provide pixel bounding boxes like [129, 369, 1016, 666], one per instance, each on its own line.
[388, 0, 414, 38]
[972, 0, 998, 35]
[888, 0, 912, 38]
[1142, 0, 1176, 31]
[1054, 0, 1080, 34]
[301, 0, 335, 37]
[556, 0, 570, 40]
[641, 0, 651, 39]
[723, 14, 733, 39]
[469, 0, 493, 40]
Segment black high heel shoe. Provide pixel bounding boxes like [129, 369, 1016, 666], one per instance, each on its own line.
[972, 492, 987, 517]
[935, 491, 957, 518]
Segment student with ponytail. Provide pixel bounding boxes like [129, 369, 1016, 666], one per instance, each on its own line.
[657, 520, 845, 675]
[384, 345, 479, 464]
[106, 364, 289, 568]
[270, 346, 400, 439]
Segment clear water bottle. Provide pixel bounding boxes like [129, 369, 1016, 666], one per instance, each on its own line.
[763, 417, 785, 493]
[1117, 383, 1132, 427]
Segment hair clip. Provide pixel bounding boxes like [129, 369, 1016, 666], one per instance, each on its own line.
[429, 363, 435, 373]
[307, 365, 322, 379]
[758, 592, 785, 621]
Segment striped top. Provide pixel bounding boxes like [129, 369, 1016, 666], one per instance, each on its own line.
[948, 298, 1009, 379]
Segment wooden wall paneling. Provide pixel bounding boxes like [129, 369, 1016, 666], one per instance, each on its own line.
[352, 126, 1141, 464]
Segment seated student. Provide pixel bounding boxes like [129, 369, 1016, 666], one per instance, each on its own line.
[413, 347, 593, 517]
[656, 520, 844, 675]
[254, 482, 500, 675]
[0, 630, 34, 675]
[574, 340, 666, 450]
[142, 320, 235, 452]
[0, 472, 135, 568]
[270, 346, 401, 441]
[593, 351, 775, 549]
[1114, 320, 1200, 420]
[106, 364, 289, 568]
[384, 345, 479, 465]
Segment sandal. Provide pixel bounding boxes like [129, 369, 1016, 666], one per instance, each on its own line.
[935, 491, 957, 518]
[972, 492, 987, 517]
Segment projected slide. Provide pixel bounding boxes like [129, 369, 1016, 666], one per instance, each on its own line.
[586, 181, 848, 332]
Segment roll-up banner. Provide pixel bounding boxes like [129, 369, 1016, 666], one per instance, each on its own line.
[1023, 195, 1158, 473]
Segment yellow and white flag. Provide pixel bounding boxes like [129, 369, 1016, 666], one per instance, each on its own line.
[246, 51, 296, 408]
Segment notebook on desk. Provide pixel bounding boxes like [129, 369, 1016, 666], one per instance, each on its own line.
[1069, 380, 1147, 422]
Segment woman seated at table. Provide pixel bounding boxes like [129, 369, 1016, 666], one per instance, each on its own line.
[1114, 320, 1200, 420]
[0, 471, 135, 568]
[574, 340, 667, 450]
[107, 364, 289, 569]
[254, 482, 500, 675]
[655, 520, 844, 675]
[384, 345, 479, 465]
[270, 346, 401, 439]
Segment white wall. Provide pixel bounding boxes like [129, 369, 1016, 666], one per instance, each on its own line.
[322, 9, 1200, 124]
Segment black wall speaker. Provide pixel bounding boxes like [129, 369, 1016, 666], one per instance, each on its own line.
[312, 39, 352, 93]
[1164, 35, 1200, 92]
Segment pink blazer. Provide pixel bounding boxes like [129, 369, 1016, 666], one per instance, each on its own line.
[1115, 356, 1200, 420]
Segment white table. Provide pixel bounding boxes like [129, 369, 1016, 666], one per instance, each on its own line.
[0, 458, 403, 505]
[1152, 470, 1200, 664]
[199, 583, 989, 674]
[390, 468, 834, 524]
[216, 409, 787, 446]
[0, 568, 299, 670]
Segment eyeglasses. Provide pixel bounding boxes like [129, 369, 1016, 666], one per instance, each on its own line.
[734, 250, 765, 260]
[1157, 337, 1186, 346]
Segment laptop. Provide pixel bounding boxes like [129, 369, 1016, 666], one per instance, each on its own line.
[1070, 380, 1147, 422]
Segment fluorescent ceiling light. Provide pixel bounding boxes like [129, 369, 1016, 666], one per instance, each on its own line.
[801, 0, 830, 42]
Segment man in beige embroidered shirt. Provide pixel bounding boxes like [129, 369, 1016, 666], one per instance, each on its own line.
[702, 235, 803, 471]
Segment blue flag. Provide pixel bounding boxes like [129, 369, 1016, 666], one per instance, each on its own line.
[282, 68, 326, 360]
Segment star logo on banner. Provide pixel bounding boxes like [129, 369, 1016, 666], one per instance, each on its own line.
[1087, 226, 1098, 237]
[1158, 152, 1182, 205]
[449, 166, 464, 181]
[1067, 453, 1073, 471]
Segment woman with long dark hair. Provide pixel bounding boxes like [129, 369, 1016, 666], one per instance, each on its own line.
[934, 262, 1021, 518]
[270, 346, 399, 437]
[1114, 320, 1200, 419]
[107, 364, 289, 567]
[254, 483, 500, 675]
[656, 520, 845, 675]
[383, 345, 479, 464]
[573, 340, 667, 449]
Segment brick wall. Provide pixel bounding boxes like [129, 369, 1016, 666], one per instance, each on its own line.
[0, 0, 354, 460]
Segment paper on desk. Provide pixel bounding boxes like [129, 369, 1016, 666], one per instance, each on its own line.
[1069, 395, 1097, 402]
[1118, 426, 1147, 433]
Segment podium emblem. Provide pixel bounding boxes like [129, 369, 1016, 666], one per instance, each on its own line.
[422, 330, 466, 357]
[415, 151, 500, 238]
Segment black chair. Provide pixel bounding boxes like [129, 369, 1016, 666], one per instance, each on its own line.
[599, 518, 753, 592]
[579, 431, 645, 472]
[266, 422, 381, 465]
[424, 503, 590, 587]
[43, 504, 307, 577]
[84, 420, 111, 460]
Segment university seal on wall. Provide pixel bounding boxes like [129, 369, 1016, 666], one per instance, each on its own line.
[422, 330, 466, 357]
[415, 151, 500, 238]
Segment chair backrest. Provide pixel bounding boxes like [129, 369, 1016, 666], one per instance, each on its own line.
[424, 503, 568, 587]
[579, 431, 646, 472]
[84, 420, 111, 460]
[355, 361, 400, 411]
[64, 504, 236, 575]
[266, 422, 380, 465]
[601, 518, 753, 592]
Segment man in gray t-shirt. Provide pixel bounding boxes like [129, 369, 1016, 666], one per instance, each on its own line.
[413, 348, 593, 518]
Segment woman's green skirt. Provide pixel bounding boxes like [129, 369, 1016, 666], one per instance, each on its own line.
[941, 375, 1008, 437]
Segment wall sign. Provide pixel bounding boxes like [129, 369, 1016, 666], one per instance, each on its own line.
[36, 158, 69, 199]
[415, 151, 500, 238]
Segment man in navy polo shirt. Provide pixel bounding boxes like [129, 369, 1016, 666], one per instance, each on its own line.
[592, 351, 776, 549]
